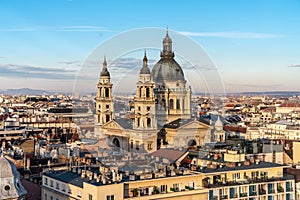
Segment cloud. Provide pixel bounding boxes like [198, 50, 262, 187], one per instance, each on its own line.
[57, 60, 81, 65]
[288, 64, 300, 68]
[178, 31, 283, 39]
[0, 26, 109, 32]
[109, 57, 157, 72]
[180, 62, 217, 71]
[0, 64, 78, 80]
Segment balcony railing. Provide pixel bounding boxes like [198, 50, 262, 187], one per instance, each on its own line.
[205, 174, 294, 188]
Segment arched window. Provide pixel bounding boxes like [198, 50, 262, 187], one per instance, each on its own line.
[176, 99, 180, 110]
[106, 114, 110, 122]
[162, 99, 166, 110]
[169, 99, 174, 109]
[137, 117, 140, 127]
[146, 87, 150, 98]
[105, 88, 109, 98]
[147, 118, 151, 128]
[139, 87, 142, 97]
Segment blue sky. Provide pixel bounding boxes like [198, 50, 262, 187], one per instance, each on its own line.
[0, 0, 300, 93]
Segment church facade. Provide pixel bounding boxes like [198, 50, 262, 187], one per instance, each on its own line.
[96, 29, 211, 153]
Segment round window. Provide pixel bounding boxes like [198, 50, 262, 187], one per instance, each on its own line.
[4, 185, 10, 191]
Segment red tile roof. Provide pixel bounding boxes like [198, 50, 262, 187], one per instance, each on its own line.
[150, 148, 187, 163]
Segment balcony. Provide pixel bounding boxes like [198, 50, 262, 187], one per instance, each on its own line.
[240, 192, 248, 197]
[259, 189, 266, 195]
[277, 186, 284, 193]
[205, 174, 294, 188]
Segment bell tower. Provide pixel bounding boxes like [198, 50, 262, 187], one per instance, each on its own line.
[134, 50, 157, 130]
[96, 56, 114, 126]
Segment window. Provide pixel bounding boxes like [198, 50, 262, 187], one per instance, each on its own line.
[147, 142, 153, 151]
[56, 182, 60, 189]
[169, 99, 174, 109]
[139, 87, 142, 97]
[98, 105, 101, 109]
[135, 141, 139, 150]
[89, 194, 93, 200]
[173, 183, 180, 191]
[62, 184, 66, 192]
[161, 185, 167, 193]
[77, 190, 82, 198]
[106, 115, 110, 123]
[232, 173, 240, 180]
[147, 118, 151, 128]
[45, 194, 47, 200]
[176, 99, 180, 109]
[50, 180, 53, 187]
[138, 106, 141, 111]
[50, 196, 53, 200]
[44, 178, 48, 185]
[106, 104, 110, 109]
[130, 140, 133, 149]
[146, 87, 150, 98]
[105, 88, 110, 97]
[106, 195, 114, 200]
[137, 117, 140, 127]
[146, 106, 150, 112]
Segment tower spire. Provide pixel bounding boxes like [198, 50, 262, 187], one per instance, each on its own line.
[161, 26, 174, 59]
[166, 25, 168, 36]
[100, 55, 110, 77]
[143, 49, 148, 64]
[140, 49, 150, 74]
[103, 55, 107, 68]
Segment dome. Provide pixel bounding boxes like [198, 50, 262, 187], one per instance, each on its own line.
[140, 50, 151, 75]
[100, 56, 110, 77]
[0, 156, 19, 178]
[140, 65, 151, 74]
[0, 156, 27, 200]
[100, 68, 110, 77]
[152, 58, 185, 83]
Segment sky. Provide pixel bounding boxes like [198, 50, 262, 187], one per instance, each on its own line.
[0, 0, 300, 94]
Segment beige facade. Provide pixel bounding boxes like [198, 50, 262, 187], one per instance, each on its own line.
[96, 56, 114, 126]
[96, 30, 210, 153]
[42, 152, 295, 200]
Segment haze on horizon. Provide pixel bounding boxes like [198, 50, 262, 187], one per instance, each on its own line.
[0, 0, 300, 94]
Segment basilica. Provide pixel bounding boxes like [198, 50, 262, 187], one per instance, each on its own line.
[95, 29, 211, 153]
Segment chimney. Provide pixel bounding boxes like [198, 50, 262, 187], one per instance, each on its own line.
[244, 161, 250, 166]
[96, 175, 100, 182]
[81, 170, 86, 178]
[214, 154, 219, 160]
[112, 170, 116, 182]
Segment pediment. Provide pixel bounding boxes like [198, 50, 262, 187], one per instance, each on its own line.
[178, 120, 210, 130]
[102, 120, 124, 130]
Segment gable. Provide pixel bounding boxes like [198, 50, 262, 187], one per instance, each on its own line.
[177, 120, 210, 130]
[102, 120, 124, 131]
